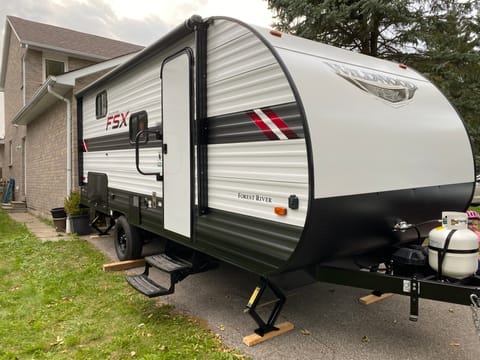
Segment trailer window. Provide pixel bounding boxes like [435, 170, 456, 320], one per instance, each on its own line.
[130, 111, 148, 142]
[95, 91, 107, 119]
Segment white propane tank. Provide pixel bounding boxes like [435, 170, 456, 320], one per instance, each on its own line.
[428, 211, 479, 279]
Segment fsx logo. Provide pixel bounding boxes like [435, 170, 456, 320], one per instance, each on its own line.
[106, 111, 129, 130]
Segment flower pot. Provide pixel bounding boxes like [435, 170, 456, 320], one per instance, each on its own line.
[53, 217, 67, 233]
[68, 214, 91, 235]
[51, 207, 66, 219]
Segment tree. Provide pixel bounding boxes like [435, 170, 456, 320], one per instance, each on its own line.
[266, 0, 420, 57]
[401, 0, 480, 162]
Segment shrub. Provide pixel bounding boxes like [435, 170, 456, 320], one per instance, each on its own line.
[64, 190, 88, 216]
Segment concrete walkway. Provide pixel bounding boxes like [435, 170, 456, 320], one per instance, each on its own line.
[8, 212, 71, 242]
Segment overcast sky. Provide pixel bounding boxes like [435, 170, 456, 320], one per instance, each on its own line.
[0, 0, 275, 49]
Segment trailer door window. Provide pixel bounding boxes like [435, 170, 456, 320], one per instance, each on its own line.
[130, 111, 148, 142]
[95, 91, 108, 119]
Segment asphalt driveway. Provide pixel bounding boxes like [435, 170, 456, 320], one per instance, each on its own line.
[88, 235, 480, 360]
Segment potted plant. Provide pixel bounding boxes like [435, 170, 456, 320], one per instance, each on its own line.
[50, 207, 67, 233]
[64, 190, 91, 235]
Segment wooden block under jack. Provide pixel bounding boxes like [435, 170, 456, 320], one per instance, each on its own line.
[89, 234, 111, 239]
[243, 322, 295, 347]
[103, 259, 146, 272]
[359, 292, 393, 305]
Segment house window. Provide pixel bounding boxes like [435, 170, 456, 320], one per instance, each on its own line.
[45, 59, 65, 78]
[129, 111, 148, 142]
[95, 91, 108, 119]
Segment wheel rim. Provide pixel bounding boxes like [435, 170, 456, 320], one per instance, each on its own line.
[117, 229, 127, 254]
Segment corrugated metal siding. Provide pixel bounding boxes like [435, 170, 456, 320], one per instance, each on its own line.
[82, 35, 195, 140]
[205, 20, 309, 229]
[83, 149, 162, 195]
[82, 58, 163, 140]
[208, 139, 308, 227]
[197, 208, 302, 274]
[208, 102, 304, 144]
[207, 19, 295, 117]
[81, 36, 194, 196]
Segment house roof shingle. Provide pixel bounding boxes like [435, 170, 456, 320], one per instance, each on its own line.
[7, 15, 144, 60]
[0, 15, 144, 90]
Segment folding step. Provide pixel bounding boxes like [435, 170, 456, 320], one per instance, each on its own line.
[145, 254, 191, 273]
[126, 253, 192, 298]
[126, 274, 172, 297]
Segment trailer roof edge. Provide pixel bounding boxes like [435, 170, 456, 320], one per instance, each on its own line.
[76, 15, 203, 98]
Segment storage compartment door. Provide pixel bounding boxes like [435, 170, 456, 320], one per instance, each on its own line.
[161, 51, 192, 238]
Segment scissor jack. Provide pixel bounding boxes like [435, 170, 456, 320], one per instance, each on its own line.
[244, 277, 287, 336]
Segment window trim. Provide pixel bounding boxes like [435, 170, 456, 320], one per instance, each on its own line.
[95, 90, 108, 119]
[42, 52, 68, 82]
[129, 110, 149, 143]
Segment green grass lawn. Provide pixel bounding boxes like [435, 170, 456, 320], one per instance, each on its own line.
[0, 210, 246, 359]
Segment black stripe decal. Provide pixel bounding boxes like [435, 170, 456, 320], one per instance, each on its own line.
[83, 130, 162, 152]
[208, 102, 304, 144]
[428, 245, 478, 254]
[84, 102, 304, 151]
[84, 132, 129, 151]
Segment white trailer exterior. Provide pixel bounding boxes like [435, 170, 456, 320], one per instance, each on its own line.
[77, 16, 475, 276]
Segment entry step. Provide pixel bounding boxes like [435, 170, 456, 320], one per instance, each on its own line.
[146, 254, 192, 273]
[126, 253, 193, 298]
[126, 273, 172, 297]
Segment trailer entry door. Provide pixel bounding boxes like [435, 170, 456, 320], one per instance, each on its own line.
[161, 50, 193, 238]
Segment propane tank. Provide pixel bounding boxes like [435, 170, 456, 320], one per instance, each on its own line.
[428, 211, 479, 279]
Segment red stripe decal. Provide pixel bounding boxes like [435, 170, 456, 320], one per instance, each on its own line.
[247, 111, 278, 140]
[82, 139, 88, 152]
[262, 109, 298, 139]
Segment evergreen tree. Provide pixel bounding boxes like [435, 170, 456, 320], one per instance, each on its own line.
[267, 0, 420, 57]
[403, 0, 480, 163]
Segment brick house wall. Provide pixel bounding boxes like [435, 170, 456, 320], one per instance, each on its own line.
[3, 32, 110, 215]
[23, 59, 99, 216]
[26, 99, 68, 214]
[25, 49, 43, 101]
[3, 31, 27, 201]
[25, 69, 113, 218]
[2, 17, 141, 217]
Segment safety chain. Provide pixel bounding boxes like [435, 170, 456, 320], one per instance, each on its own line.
[470, 294, 480, 339]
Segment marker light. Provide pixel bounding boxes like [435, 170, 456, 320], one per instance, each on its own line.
[274, 207, 287, 216]
[270, 30, 282, 37]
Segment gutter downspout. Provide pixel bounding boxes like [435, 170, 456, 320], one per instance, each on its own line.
[47, 84, 72, 199]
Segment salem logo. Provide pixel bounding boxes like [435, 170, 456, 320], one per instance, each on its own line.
[106, 111, 129, 130]
[326, 62, 417, 105]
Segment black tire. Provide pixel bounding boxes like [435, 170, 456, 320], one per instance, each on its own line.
[114, 216, 142, 260]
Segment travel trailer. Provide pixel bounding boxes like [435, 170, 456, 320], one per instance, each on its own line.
[77, 15, 480, 335]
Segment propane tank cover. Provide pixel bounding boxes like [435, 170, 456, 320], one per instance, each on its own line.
[428, 213, 479, 279]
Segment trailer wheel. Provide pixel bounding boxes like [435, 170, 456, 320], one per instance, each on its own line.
[114, 216, 142, 260]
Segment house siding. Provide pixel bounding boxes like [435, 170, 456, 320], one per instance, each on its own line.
[3, 31, 27, 201]
[69, 58, 96, 72]
[2, 31, 101, 215]
[2, 17, 139, 217]
[25, 70, 113, 217]
[26, 99, 68, 214]
[25, 49, 43, 101]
